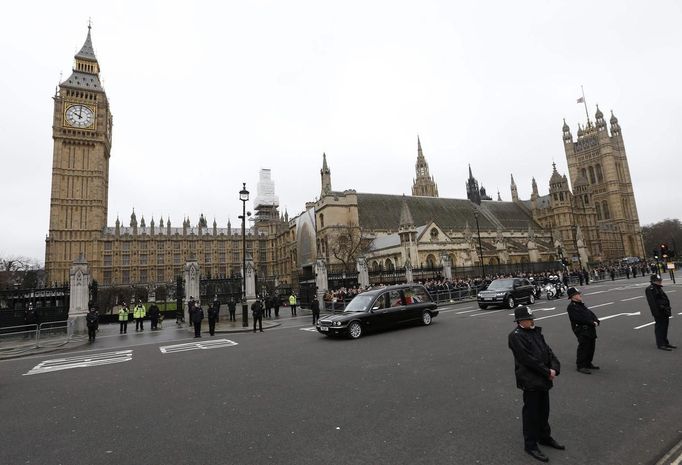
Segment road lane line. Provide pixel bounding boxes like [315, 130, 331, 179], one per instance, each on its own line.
[591, 302, 614, 308]
[534, 312, 567, 321]
[508, 307, 556, 315]
[621, 296, 644, 302]
[470, 309, 506, 317]
[455, 308, 480, 314]
[635, 316, 674, 330]
[600, 312, 640, 321]
[584, 291, 606, 295]
[634, 321, 656, 330]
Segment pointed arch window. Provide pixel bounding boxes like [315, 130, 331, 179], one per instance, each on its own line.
[581, 168, 587, 179]
[596, 203, 602, 220]
[595, 164, 604, 182]
[588, 166, 596, 184]
[602, 201, 610, 219]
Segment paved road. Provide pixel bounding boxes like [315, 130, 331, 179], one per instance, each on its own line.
[1, 276, 681, 465]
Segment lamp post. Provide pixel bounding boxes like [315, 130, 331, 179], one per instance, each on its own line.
[239, 182, 250, 327]
[473, 209, 485, 279]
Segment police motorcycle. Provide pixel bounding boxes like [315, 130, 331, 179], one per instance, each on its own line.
[543, 275, 566, 300]
[529, 277, 543, 300]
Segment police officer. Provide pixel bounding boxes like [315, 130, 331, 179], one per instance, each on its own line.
[252, 298, 264, 332]
[645, 274, 676, 351]
[311, 298, 320, 325]
[289, 292, 297, 316]
[508, 306, 564, 463]
[86, 307, 99, 343]
[149, 302, 160, 330]
[227, 297, 236, 322]
[133, 301, 146, 331]
[207, 302, 219, 336]
[118, 303, 129, 334]
[191, 301, 204, 338]
[212, 295, 221, 321]
[566, 287, 600, 374]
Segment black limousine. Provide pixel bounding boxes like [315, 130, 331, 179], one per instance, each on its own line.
[316, 284, 439, 339]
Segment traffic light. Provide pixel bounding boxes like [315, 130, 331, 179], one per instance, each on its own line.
[661, 243, 669, 259]
[653, 248, 659, 259]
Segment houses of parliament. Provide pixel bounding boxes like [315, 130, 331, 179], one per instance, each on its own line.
[45, 28, 644, 288]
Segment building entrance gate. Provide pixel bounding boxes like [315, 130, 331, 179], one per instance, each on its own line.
[199, 278, 242, 306]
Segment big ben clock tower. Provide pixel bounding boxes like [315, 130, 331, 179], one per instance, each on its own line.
[45, 25, 112, 284]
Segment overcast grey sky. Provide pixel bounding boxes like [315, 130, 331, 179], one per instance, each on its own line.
[1, 0, 681, 263]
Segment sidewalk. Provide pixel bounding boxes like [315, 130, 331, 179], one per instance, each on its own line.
[0, 309, 317, 360]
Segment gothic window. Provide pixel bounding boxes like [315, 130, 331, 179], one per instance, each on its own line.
[596, 203, 602, 220]
[584, 195, 589, 205]
[430, 228, 438, 240]
[220, 253, 226, 263]
[205, 253, 212, 263]
[602, 201, 611, 219]
[581, 168, 587, 179]
[385, 258, 395, 271]
[139, 241, 147, 250]
[140, 270, 147, 283]
[122, 254, 130, 266]
[122, 270, 130, 284]
[588, 166, 596, 184]
[174, 242, 181, 250]
[140, 253, 148, 265]
[104, 242, 112, 252]
[426, 254, 437, 269]
[104, 255, 112, 267]
[319, 214, 324, 228]
[559, 192, 564, 202]
[157, 255, 164, 265]
[174, 253, 181, 264]
[122, 242, 130, 252]
[595, 164, 604, 182]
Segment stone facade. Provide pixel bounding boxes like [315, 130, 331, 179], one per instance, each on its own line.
[45, 30, 644, 290]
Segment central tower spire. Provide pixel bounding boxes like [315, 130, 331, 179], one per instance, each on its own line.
[411, 136, 439, 197]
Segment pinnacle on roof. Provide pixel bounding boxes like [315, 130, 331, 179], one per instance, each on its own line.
[510, 174, 516, 187]
[322, 152, 329, 172]
[75, 23, 97, 62]
[399, 196, 415, 228]
[417, 136, 424, 159]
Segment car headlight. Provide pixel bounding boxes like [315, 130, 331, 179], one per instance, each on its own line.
[334, 321, 342, 326]
[496, 292, 507, 297]
[477, 293, 482, 298]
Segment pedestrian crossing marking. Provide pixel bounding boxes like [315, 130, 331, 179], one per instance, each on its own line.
[24, 350, 133, 376]
[621, 296, 644, 302]
[159, 339, 238, 354]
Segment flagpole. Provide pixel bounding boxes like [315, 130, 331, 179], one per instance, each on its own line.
[581, 85, 590, 123]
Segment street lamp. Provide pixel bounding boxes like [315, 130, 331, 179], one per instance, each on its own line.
[239, 182, 250, 327]
[472, 209, 486, 279]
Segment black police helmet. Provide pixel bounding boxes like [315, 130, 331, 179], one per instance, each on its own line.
[513, 305, 534, 322]
[651, 274, 662, 283]
[567, 287, 581, 299]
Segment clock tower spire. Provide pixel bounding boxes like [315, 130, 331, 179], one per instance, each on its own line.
[45, 24, 113, 284]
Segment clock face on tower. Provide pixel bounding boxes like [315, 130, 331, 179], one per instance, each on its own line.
[64, 104, 95, 129]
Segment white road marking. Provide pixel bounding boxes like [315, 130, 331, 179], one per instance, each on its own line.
[600, 312, 640, 321]
[160, 339, 238, 354]
[634, 321, 656, 330]
[668, 290, 677, 293]
[509, 307, 556, 315]
[300, 327, 318, 332]
[24, 350, 133, 376]
[584, 291, 607, 295]
[455, 308, 480, 314]
[534, 312, 567, 321]
[635, 316, 674, 330]
[621, 296, 644, 302]
[591, 302, 614, 309]
[470, 309, 506, 317]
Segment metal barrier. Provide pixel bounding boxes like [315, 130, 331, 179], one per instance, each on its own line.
[0, 320, 74, 354]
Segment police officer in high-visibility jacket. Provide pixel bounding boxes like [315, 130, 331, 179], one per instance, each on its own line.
[133, 302, 146, 331]
[289, 293, 297, 316]
[119, 303, 129, 334]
